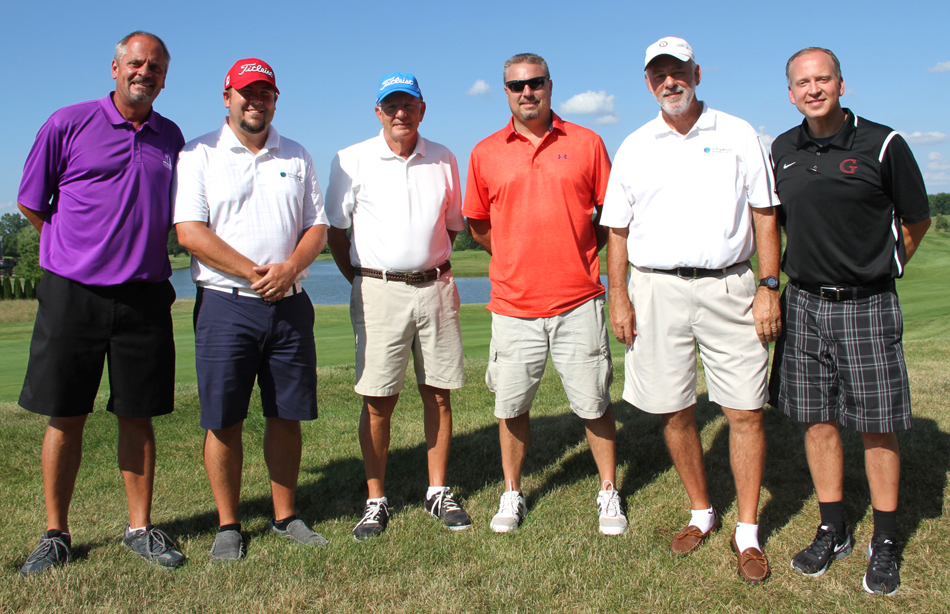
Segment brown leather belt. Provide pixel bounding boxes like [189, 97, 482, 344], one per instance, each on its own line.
[355, 261, 451, 285]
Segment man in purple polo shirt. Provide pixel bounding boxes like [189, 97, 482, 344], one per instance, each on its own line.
[16, 31, 186, 576]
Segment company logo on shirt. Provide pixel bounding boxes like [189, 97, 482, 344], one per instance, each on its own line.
[239, 63, 275, 78]
[163, 153, 173, 170]
[839, 159, 858, 174]
[704, 147, 732, 154]
[280, 171, 303, 181]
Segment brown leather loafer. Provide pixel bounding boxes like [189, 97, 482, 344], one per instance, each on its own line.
[730, 533, 771, 584]
[670, 513, 720, 555]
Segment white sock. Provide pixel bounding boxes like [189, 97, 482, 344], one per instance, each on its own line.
[734, 522, 761, 552]
[690, 507, 716, 533]
[128, 525, 147, 533]
[426, 486, 448, 499]
[367, 496, 387, 505]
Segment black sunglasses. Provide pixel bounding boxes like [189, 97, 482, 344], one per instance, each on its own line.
[505, 76, 548, 92]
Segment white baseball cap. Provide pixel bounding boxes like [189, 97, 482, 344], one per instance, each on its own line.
[644, 37, 695, 69]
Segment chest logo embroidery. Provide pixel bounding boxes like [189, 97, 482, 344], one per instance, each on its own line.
[839, 159, 858, 174]
[783, 162, 796, 169]
[558, 154, 567, 159]
[163, 153, 173, 170]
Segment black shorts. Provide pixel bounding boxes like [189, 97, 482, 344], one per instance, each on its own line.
[768, 282, 912, 433]
[19, 272, 176, 419]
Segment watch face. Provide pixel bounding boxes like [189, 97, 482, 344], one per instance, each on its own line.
[761, 276, 779, 289]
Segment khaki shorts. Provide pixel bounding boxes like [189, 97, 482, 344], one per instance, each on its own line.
[350, 273, 465, 397]
[623, 265, 768, 414]
[487, 296, 612, 420]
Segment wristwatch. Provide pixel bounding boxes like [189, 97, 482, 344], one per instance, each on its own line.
[758, 276, 780, 290]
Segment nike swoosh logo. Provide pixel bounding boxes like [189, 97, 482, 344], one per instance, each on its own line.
[784, 162, 797, 169]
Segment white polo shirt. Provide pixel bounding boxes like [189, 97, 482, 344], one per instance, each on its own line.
[601, 104, 776, 269]
[324, 131, 465, 272]
[173, 119, 327, 288]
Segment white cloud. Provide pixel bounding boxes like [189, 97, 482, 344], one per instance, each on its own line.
[559, 90, 616, 115]
[900, 131, 949, 145]
[924, 171, 950, 185]
[927, 152, 950, 171]
[757, 126, 774, 149]
[467, 79, 492, 97]
[843, 88, 856, 97]
[926, 61, 950, 74]
[0, 201, 16, 216]
[594, 114, 621, 125]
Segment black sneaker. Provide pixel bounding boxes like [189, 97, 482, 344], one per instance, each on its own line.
[863, 535, 901, 595]
[20, 531, 71, 576]
[791, 523, 853, 577]
[424, 489, 472, 531]
[353, 498, 390, 541]
[123, 524, 185, 569]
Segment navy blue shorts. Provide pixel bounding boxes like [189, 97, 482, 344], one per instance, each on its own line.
[194, 287, 318, 430]
[19, 272, 176, 419]
[768, 283, 912, 433]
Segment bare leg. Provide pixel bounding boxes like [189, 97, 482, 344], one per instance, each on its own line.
[863, 432, 900, 512]
[499, 413, 530, 492]
[116, 416, 156, 528]
[722, 407, 766, 524]
[661, 405, 711, 510]
[804, 421, 844, 502]
[42, 416, 88, 533]
[264, 417, 302, 520]
[420, 385, 452, 487]
[585, 404, 617, 485]
[360, 395, 399, 499]
[204, 422, 244, 526]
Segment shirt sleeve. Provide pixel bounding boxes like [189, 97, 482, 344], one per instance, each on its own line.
[599, 140, 635, 229]
[324, 151, 355, 229]
[880, 135, 930, 225]
[462, 147, 491, 220]
[17, 116, 64, 213]
[591, 135, 612, 206]
[743, 127, 777, 210]
[445, 151, 466, 231]
[172, 142, 210, 225]
[302, 152, 328, 230]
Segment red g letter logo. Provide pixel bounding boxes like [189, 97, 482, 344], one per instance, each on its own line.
[840, 159, 858, 174]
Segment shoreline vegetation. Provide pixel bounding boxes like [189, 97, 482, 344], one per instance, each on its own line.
[0, 233, 947, 612]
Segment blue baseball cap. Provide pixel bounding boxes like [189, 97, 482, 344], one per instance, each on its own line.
[376, 72, 422, 105]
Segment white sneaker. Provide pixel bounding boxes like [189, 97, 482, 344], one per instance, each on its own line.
[597, 481, 628, 536]
[490, 490, 526, 533]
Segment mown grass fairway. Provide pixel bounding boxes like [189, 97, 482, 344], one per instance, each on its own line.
[0, 233, 948, 613]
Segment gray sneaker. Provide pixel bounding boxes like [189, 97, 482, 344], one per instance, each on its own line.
[490, 490, 526, 533]
[269, 518, 328, 546]
[209, 530, 246, 562]
[123, 524, 185, 569]
[20, 531, 71, 576]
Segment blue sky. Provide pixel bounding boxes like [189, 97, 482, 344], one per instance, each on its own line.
[2, 0, 948, 217]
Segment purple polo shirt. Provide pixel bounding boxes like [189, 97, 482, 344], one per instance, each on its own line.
[17, 94, 185, 285]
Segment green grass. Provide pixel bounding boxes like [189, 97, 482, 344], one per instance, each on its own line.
[0, 234, 948, 613]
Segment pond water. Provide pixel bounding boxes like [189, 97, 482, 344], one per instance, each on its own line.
[170, 260, 610, 305]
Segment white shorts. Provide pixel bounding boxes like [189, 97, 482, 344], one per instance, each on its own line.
[350, 273, 465, 397]
[623, 265, 768, 414]
[487, 296, 612, 420]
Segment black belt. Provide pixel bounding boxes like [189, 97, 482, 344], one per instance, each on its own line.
[791, 279, 894, 301]
[652, 261, 748, 279]
[355, 261, 450, 285]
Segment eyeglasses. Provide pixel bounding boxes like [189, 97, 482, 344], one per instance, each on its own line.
[505, 76, 548, 92]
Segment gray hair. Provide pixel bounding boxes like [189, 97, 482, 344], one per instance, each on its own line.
[502, 53, 550, 83]
[115, 31, 171, 70]
[785, 47, 841, 86]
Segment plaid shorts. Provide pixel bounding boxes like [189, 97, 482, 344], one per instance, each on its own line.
[768, 282, 912, 433]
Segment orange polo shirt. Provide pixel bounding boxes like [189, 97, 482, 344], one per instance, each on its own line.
[463, 113, 610, 318]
